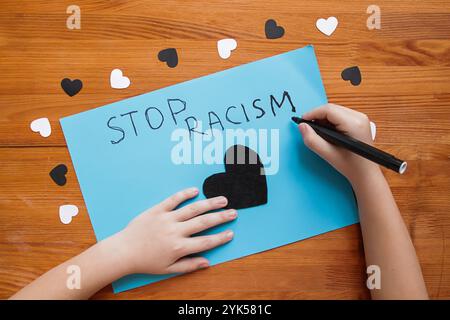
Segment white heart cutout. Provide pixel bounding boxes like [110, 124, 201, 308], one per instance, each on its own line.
[370, 121, 377, 141]
[110, 68, 131, 89]
[217, 38, 238, 59]
[30, 118, 51, 138]
[59, 204, 79, 225]
[316, 16, 338, 36]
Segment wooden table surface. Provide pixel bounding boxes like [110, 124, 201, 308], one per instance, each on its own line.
[1, 0, 449, 299]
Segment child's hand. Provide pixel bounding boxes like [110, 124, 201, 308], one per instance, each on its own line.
[298, 103, 379, 184]
[113, 187, 236, 275]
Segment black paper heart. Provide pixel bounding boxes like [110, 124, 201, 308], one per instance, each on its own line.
[49, 164, 68, 186]
[158, 48, 178, 68]
[61, 78, 83, 96]
[341, 66, 362, 86]
[265, 19, 285, 39]
[203, 145, 267, 209]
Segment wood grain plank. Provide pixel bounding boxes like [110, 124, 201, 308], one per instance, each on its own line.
[0, 0, 449, 299]
[1, 1, 450, 40]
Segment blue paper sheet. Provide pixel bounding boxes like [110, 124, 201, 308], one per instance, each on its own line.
[60, 45, 359, 293]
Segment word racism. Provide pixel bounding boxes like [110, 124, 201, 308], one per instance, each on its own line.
[106, 90, 296, 144]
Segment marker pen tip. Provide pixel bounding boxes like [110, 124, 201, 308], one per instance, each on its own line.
[291, 116, 301, 124]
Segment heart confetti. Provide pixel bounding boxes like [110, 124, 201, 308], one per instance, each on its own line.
[30, 118, 51, 138]
[370, 121, 377, 141]
[61, 78, 83, 96]
[217, 38, 238, 59]
[265, 19, 285, 39]
[50, 164, 68, 186]
[341, 66, 362, 86]
[110, 68, 131, 89]
[158, 48, 178, 68]
[59, 204, 79, 225]
[316, 17, 338, 36]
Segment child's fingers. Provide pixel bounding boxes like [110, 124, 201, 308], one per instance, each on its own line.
[166, 257, 209, 274]
[174, 196, 228, 221]
[299, 123, 336, 162]
[181, 209, 237, 235]
[185, 230, 234, 255]
[156, 187, 199, 211]
[302, 103, 349, 126]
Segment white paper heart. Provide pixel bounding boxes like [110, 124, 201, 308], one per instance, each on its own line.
[110, 68, 131, 89]
[217, 38, 238, 59]
[30, 117, 51, 138]
[316, 17, 338, 36]
[370, 121, 377, 141]
[59, 204, 79, 225]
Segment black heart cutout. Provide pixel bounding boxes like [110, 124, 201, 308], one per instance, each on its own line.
[158, 48, 178, 68]
[61, 78, 83, 96]
[265, 19, 285, 39]
[203, 145, 267, 209]
[341, 66, 362, 86]
[49, 164, 68, 186]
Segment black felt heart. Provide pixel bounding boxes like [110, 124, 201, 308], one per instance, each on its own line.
[341, 66, 362, 86]
[265, 19, 285, 39]
[158, 48, 178, 68]
[49, 164, 68, 186]
[61, 78, 83, 96]
[203, 145, 267, 209]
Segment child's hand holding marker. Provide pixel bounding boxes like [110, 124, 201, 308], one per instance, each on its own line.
[295, 104, 428, 299]
[295, 103, 407, 179]
[297, 103, 378, 183]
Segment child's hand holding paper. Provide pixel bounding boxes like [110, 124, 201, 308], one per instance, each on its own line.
[10, 188, 235, 299]
[115, 188, 235, 275]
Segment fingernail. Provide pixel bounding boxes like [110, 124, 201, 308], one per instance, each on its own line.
[199, 262, 209, 269]
[215, 196, 228, 205]
[188, 187, 198, 195]
[228, 210, 237, 219]
[226, 231, 234, 240]
[299, 123, 307, 135]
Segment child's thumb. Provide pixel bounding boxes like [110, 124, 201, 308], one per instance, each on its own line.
[298, 123, 334, 161]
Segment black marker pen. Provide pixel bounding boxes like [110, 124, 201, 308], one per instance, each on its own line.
[292, 116, 407, 174]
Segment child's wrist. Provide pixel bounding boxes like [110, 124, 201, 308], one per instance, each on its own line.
[96, 231, 136, 279]
[349, 162, 384, 190]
